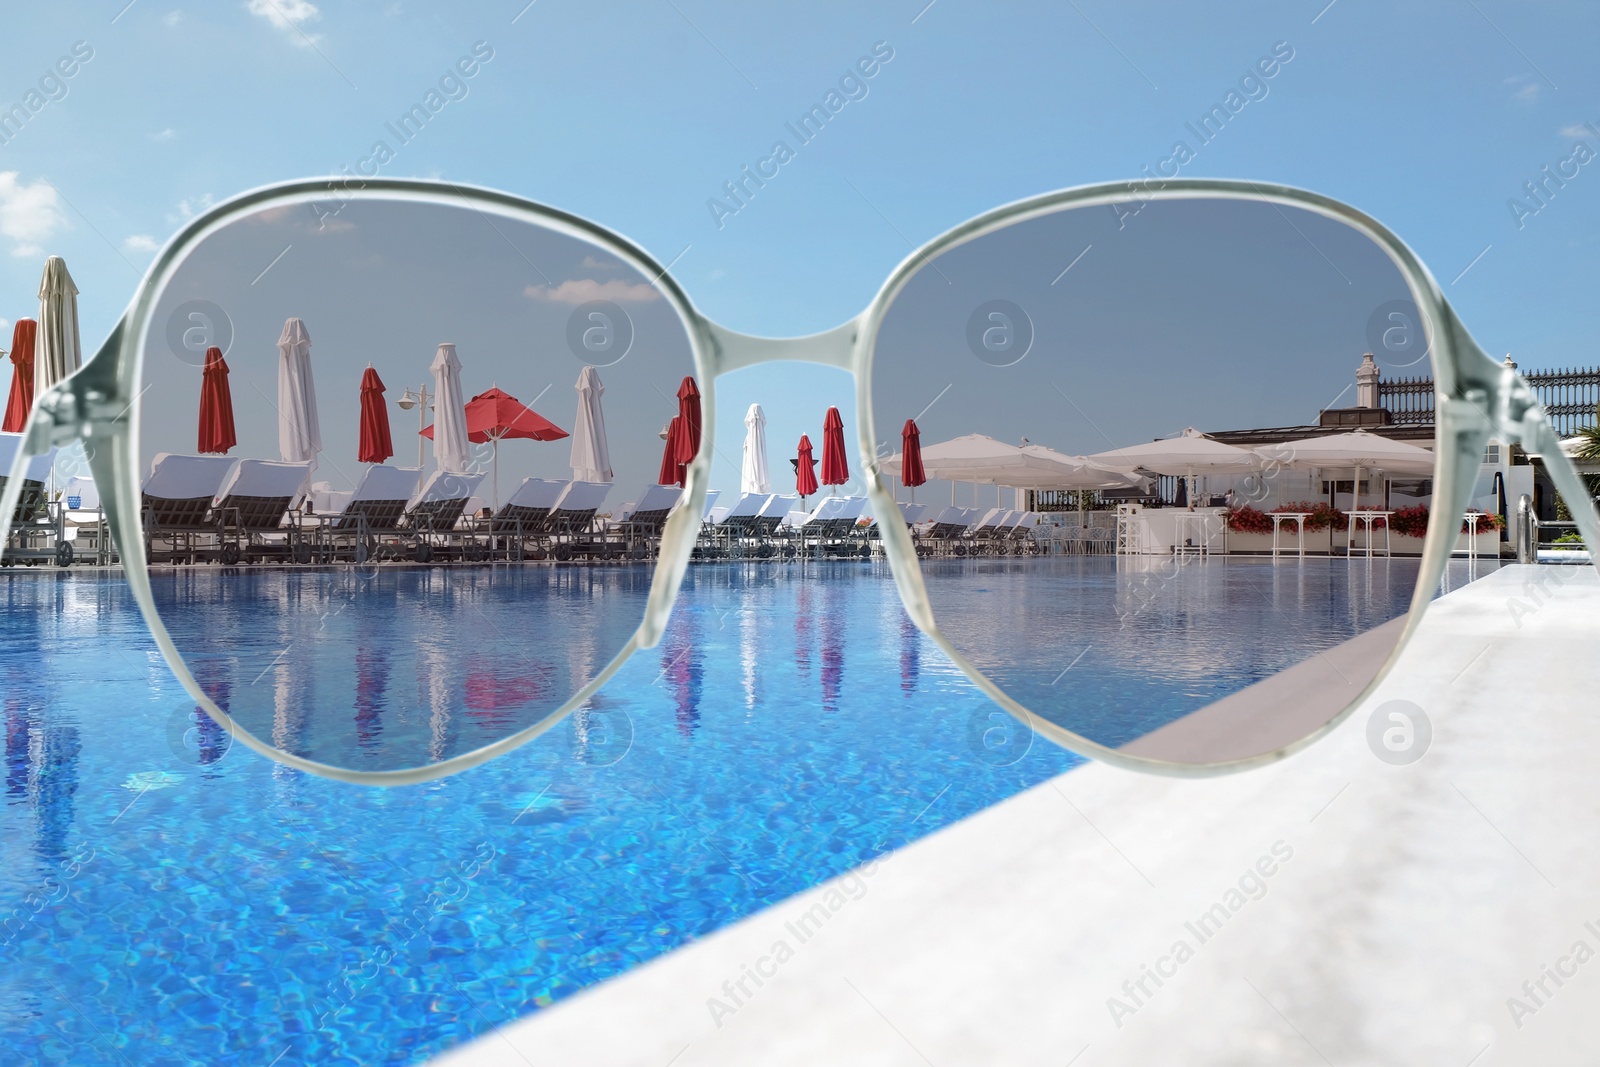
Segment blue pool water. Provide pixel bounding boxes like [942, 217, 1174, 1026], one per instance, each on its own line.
[0, 557, 1496, 1064]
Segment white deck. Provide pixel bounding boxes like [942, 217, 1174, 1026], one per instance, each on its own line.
[433, 564, 1600, 1067]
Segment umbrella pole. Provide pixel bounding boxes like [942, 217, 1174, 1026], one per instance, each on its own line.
[493, 437, 501, 512]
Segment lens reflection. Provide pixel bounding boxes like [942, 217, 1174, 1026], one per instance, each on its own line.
[872, 197, 1453, 763]
[140, 197, 699, 771]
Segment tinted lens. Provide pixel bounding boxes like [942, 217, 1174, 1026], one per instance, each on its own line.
[138, 195, 699, 772]
[872, 196, 1445, 765]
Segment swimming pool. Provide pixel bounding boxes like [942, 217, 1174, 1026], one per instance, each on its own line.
[1, 557, 1494, 1064]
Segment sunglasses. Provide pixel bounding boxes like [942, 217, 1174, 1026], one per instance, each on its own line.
[3, 177, 1595, 785]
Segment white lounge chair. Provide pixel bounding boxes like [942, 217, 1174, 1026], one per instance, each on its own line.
[755, 494, 797, 537]
[700, 489, 722, 521]
[140, 453, 238, 564]
[621, 484, 683, 535]
[716, 492, 771, 533]
[211, 459, 315, 563]
[403, 470, 486, 529]
[549, 480, 611, 533]
[490, 478, 570, 534]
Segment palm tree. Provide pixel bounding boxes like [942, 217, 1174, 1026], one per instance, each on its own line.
[1569, 415, 1600, 514]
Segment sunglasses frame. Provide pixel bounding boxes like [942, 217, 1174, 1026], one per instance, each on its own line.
[5, 176, 1597, 786]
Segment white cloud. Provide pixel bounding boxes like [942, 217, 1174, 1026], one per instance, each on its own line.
[1504, 75, 1541, 105]
[245, 0, 323, 45]
[1559, 121, 1596, 139]
[124, 234, 160, 253]
[167, 194, 215, 224]
[384, 2, 402, 15]
[524, 278, 661, 304]
[0, 172, 67, 259]
[154, 128, 177, 141]
[164, 9, 183, 26]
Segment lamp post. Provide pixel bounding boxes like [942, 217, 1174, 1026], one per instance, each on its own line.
[396, 385, 433, 468]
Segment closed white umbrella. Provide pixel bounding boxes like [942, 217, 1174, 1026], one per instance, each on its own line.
[741, 403, 770, 494]
[36, 256, 81, 392]
[276, 318, 322, 476]
[429, 342, 471, 473]
[569, 366, 613, 482]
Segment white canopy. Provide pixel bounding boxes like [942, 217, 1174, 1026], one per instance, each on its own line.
[741, 403, 770, 494]
[569, 366, 613, 483]
[1253, 430, 1436, 476]
[276, 318, 322, 472]
[429, 342, 471, 474]
[36, 257, 81, 392]
[1016, 444, 1147, 490]
[880, 433, 1137, 489]
[1255, 429, 1436, 513]
[1087, 427, 1260, 476]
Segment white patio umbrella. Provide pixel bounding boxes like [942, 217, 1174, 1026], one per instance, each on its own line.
[1087, 427, 1259, 505]
[569, 366, 613, 482]
[429, 342, 471, 473]
[741, 403, 770, 494]
[883, 433, 1112, 503]
[1254, 429, 1435, 512]
[276, 318, 322, 476]
[36, 256, 81, 392]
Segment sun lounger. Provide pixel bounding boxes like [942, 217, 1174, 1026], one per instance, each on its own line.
[489, 478, 570, 536]
[0, 439, 70, 566]
[317, 465, 422, 561]
[396, 470, 486, 562]
[210, 459, 315, 563]
[139, 453, 238, 564]
[701, 489, 722, 521]
[897, 502, 929, 525]
[621, 484, 683, 535]
[549, 480, 611, 533]
[754, 494, 797, 537]
[716, 492, 771, 534]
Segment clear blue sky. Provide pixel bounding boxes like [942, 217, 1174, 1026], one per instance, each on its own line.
[2, 0, 1597, 494]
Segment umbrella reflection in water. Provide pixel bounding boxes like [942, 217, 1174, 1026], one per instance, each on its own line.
[192, 660, 233, 767]
[354, 646, 390, 750]
[899, 611, 920, 695]
[464, 661, 552, 730]
[661, 610, 703, 739]
[819, 580, 844, 714]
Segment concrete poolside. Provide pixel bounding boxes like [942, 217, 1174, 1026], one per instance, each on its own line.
[432, 563, 1600, 1067]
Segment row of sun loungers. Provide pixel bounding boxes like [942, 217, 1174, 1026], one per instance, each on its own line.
[8, 438, 1065, 568]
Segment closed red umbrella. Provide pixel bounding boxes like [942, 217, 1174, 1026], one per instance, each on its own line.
[795, 434, 818, 498]
[900, 418, 926, 499]
[197, 346, 237, 455]
[820, 406, 849, 489]
[2, 319, 37, 434]
[358, 366, 394, 464]
[674, 376, 702, 467]
[659, 416, 685, 486]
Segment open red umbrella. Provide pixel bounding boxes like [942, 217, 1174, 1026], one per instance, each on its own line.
[900, 418, 926, 499]
[423, 386, 568, 507]
[2, 319, 37, 434]
[795, 434, 818, 498]
[197, 346, 237, 455]
[358, 366, 394, 464]
[674, 376, 702, 467]
[659, 416, 685, 486]
[820, 406, 849, 489]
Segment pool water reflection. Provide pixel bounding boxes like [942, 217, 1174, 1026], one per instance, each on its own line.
[0, 557, 1495, 1064]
